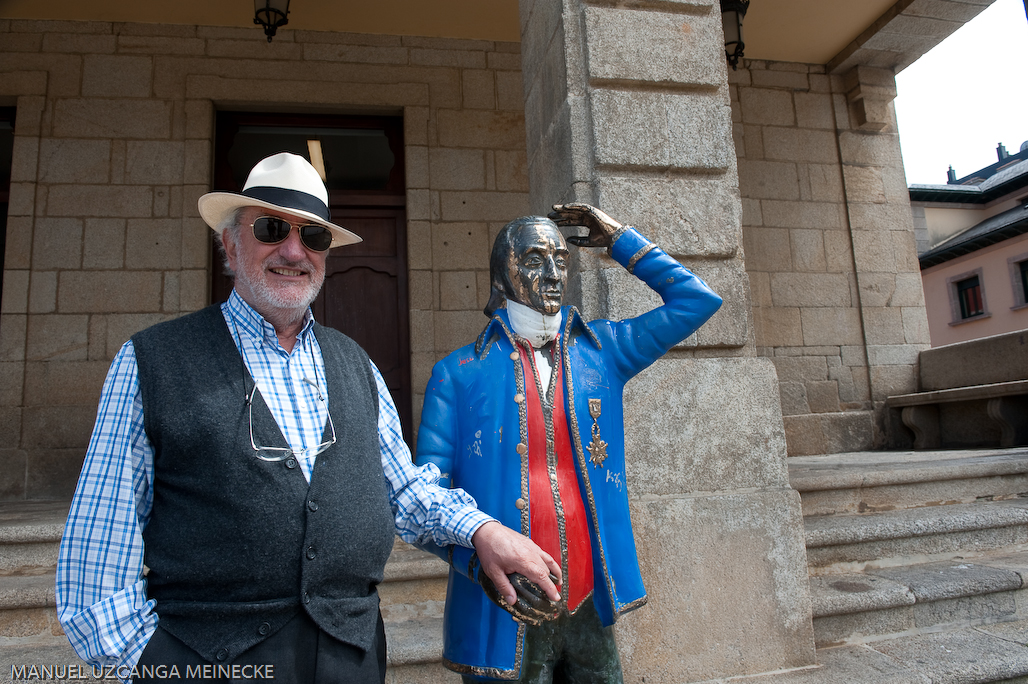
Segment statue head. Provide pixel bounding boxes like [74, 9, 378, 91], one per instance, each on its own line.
[485, 216, 569, 317]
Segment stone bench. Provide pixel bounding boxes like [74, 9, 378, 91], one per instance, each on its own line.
[886, 380, 1028, 449]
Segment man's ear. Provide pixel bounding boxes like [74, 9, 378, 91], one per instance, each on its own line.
[222, 230, 239, 273]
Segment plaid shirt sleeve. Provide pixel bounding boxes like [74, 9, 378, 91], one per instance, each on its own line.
[55, 340, 157, 673]
[372, 363, 495, 548]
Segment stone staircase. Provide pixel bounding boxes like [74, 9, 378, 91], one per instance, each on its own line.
[0, 501, 457, 683]
[776, 447, 1028, 683]
[8, 448, 1028, 683]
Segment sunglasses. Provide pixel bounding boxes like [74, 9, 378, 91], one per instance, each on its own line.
[250, 216, 334, 252]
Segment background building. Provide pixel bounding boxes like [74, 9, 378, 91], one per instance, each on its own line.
[911, 142, 1028, 346]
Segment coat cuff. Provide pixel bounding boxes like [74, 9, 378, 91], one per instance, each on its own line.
[608, 226, 656, 274]
[450, 545, 483, 584]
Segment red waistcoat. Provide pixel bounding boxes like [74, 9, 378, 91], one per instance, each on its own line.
[519, 342, 594, 612]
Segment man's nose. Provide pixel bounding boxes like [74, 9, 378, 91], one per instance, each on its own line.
[277, 227, 308, 260]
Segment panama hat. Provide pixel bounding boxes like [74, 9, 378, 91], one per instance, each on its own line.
[197, 152, 362, 248]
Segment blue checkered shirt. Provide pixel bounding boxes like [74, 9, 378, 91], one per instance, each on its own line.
[56, 292, 493, 672]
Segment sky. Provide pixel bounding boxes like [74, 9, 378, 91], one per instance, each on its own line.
[893, 0, 1028, 186]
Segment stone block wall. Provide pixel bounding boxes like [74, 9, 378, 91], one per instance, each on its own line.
[0, 19, 530, 499]
[733, 60, 930, 456]
[518, 1, 816, 679]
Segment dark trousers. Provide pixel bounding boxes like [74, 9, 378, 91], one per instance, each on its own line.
[463, 599, 622, 684]
[134, 611, 386, 684]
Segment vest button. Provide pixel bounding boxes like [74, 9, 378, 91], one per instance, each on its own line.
[215, 649, 228, 662]
[515, 498, 526, 510]
[286, 458, 297, 469]
[306, 546, 317, 560]
[516, 443, 527, 455]
[308, 500, 318, 512]
[514, 393, 524, 404]
[509, 352, 519, 361]
[257, 622, 271, 636]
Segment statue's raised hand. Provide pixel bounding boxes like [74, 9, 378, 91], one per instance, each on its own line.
[548, 203, 624, 249]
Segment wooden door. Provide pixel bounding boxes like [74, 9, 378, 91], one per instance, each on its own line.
[313, 207, 411, 440]
[210, 112, 413, 443]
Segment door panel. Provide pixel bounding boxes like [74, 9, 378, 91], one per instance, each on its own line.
[314, 208, 411, 440]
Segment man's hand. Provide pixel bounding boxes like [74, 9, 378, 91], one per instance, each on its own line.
[472, 521, 562, 624]
[548, 202, 624, 249]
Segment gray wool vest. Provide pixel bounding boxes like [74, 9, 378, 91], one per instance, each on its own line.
[132, 304, 395, 664]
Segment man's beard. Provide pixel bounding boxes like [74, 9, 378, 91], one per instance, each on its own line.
[235, 249, 324, 320]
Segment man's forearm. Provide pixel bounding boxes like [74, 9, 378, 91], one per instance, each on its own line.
[55, 341, 158, 674]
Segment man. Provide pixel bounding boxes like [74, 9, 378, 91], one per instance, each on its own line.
[415, 203, 723, 682]
[56, 152, 559, 684]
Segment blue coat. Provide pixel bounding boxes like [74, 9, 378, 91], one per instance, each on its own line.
[415, 228, 723, 679]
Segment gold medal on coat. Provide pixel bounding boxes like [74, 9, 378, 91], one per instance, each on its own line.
[586, 399, 608, 468]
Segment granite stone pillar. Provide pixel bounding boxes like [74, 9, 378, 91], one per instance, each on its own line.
[834, 65, 930, 448]
[518, 1, 816, 680]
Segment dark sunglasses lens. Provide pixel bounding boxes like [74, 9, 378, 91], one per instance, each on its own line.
[299, 226, 333, 251]
[252, 217, 291, 244]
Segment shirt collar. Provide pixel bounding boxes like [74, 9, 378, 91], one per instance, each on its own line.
[225, 289, 316, 350]
[475, 305, 601, 356]
[505, 299, 562, 348]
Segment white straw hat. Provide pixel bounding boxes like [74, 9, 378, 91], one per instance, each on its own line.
[197, 152, 362, 248]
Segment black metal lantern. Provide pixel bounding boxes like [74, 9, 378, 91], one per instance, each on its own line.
[720, 0, 750, 70]
[254, 0, 290, 42]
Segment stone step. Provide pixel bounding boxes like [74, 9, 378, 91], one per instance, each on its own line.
[809, 551, 1028, 649]
[741, 619, 1028, 684]
[380, 539, 448, 624]
[0, 506, 455, 678]
[804, 497, 1028, 573]
[384, 617, 460, 683]
[789, 447, 1028, 517]
[0, 501, 69, 575]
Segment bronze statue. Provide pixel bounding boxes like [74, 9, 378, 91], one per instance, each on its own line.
[416, 203, 723, 682]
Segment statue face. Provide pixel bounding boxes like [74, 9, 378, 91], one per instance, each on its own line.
[505, 222, 569, 315]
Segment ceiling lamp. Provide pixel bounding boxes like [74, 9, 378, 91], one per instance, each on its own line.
[254, 0, 290, 43]
[720, 0, 750, 70]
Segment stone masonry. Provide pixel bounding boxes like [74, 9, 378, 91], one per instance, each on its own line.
[735, 61, 930, 456]
[0, 19, 531, 499]
[518, 0, 816, 680]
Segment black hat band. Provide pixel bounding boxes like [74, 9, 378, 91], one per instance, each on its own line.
[242, 186, 331, 222]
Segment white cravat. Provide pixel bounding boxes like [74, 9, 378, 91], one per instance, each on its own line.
[506, 299, 562, 389]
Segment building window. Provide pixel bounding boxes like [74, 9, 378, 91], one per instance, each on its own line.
[956, 276, 983, 319]
[1011, 254, 1028, 309]
[946, 268, 989, 325]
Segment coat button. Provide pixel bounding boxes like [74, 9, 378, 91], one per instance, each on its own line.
[216, 649, 228, 662]
[516, 443, 527, 455]
[308, 500, 318, 512]
[303, 591, 311, 604]
[514, 393, 524, 403]
[510, 352, 519, 361]
[286, 458, 297, 469]
[257, 622, 271, 636]
[306, 546, 317, 560]
[515, 498, 526, 510]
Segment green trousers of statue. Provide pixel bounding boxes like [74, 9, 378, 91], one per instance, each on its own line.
[463, 598, 623, 684]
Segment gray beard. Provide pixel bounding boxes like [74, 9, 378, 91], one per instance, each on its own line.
[235, 252, 324, 321]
